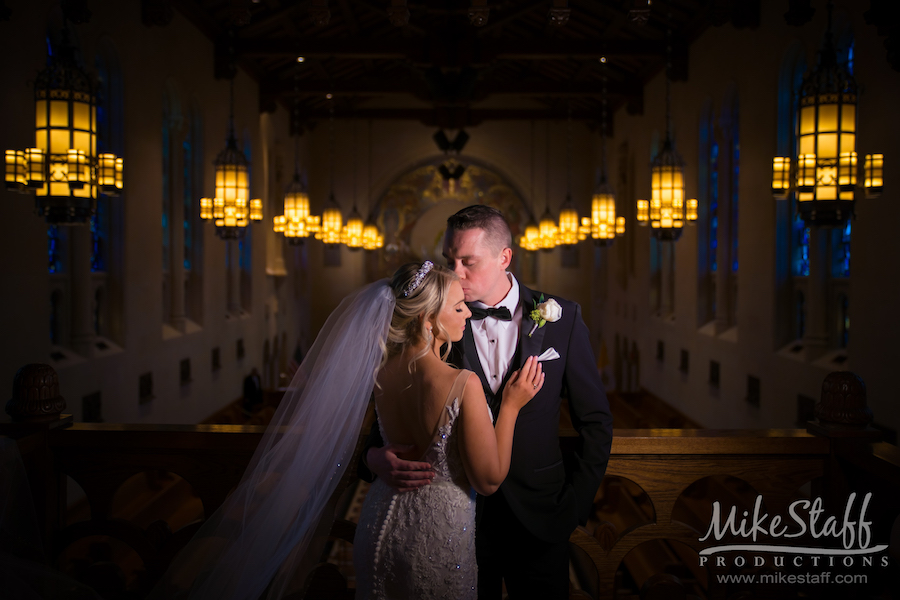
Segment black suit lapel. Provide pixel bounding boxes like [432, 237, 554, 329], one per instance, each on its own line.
[518, 285, 547, 363]
[462, 322, 490, 392]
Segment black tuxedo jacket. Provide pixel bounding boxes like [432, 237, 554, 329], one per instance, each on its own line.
[451, 282, 613, 543]
[358, 282, 613, 544]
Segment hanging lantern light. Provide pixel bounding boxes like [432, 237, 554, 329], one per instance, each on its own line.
[537, 206, 559, 250]
[590, 61, 625, 247]
[342, 205, 365, 249]
[5, 27, 123, 223]
[274, 168, 320, 244]
[556, 105, 584, 245]
[518, 218, 540, 252]
[557, 194, 580, 245]
[361, 121, 383, 252]
[276, 70, 321, 245]
[314, 99, 343, 246]
[535, 121, 558, 251]
[341, 119, 366, 250]
[362, 220, 384, 250]
[771, 0, 883, 226]
[199, 79, 262, 240]
[591, 181, 626, 246]
[636, 137, 697, 240]
[635, 15, 697, 241]
[518, 122, 542, 252]
[316, 193, 343, 245]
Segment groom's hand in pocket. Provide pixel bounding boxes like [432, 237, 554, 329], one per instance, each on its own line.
[366, 443, 435, 492]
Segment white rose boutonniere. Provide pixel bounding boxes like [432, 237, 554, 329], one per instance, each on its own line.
[528, 295, 562, 337]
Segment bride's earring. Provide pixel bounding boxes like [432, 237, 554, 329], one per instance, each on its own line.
[425, 327, 433, 345]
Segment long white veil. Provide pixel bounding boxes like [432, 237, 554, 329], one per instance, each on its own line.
[150, 279, 395, 600]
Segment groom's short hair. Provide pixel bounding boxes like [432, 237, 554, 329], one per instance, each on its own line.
[446, 205, 512, 254]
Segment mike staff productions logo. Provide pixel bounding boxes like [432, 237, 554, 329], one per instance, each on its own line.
[697, 491, 893, 589]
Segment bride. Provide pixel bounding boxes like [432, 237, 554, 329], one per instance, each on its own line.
[149, 261, 542, 600]
[353, 262, 542, 599]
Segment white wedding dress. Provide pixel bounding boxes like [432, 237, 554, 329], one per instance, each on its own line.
[353, 370, 478, 600]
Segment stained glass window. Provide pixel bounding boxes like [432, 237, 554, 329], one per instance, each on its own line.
[731, 134, 739, 273]
[794, 215, 810, 276]
[710, 142, 719, 273]
[92, 54, 111, 273]
[48, 225, 62, 274]
[845, 41, 854, 76]
[162, 123, 170, 271]
[183, 136, 193, 271]
[90, 199, 107, 272]
[239, 138, 253, 272]
[239, 227, 252, 271]
[833, 221, 851, 278]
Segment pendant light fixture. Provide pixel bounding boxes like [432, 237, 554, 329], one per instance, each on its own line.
[537, 121, 559, 250]
[635, 3, 697, 240]
[519, 121, 540, 251]
[591, 57, 625, 246]
[557, 103, 581, 246]
[315, 97, 343, 245]
[273, 137, 320, 245]
[199, 78, 262, 239]
[341, 118, 364, 249]
[274, 71, 320, 244]
[6, 24, 123, 223]
[362, 120, 384, 251]
[771, 0, 883, 226]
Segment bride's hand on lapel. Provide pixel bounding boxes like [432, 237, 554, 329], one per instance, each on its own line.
[501, 356, 545, 412]
[366, 443, 435, 492]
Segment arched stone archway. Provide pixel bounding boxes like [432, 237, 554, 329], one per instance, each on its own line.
[366, 158, 536, 282]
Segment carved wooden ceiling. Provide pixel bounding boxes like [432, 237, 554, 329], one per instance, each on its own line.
[33, 1, 900, 128]
[137, 0, 773, 129]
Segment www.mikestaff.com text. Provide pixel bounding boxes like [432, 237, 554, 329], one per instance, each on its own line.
[716, 572, 867, 585]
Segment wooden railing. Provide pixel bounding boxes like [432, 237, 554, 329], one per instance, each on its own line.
[3, 368, 898, 599]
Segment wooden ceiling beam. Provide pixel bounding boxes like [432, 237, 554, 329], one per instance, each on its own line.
[290, 106, 613, 128]
[270, 76, 641, 98]
[236, 37, 667, 62]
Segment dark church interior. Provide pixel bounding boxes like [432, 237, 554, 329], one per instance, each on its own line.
[2, 0, 899, 598]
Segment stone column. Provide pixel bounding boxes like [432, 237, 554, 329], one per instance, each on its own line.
[70, 224, 95, 356]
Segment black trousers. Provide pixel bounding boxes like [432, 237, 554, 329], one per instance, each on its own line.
[476, 490, 570, 600]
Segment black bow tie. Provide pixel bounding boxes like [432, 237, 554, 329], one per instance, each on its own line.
[468, 305, 512, 321]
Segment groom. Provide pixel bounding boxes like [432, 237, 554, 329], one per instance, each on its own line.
[362, 205, 613, 598]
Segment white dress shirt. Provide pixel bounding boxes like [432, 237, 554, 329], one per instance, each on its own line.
[471, 273, 522, 394]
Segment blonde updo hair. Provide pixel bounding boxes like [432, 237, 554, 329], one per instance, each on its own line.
[383, 262, 459, 370]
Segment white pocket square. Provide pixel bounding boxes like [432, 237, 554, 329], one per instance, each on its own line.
[537, 347, 560, 362]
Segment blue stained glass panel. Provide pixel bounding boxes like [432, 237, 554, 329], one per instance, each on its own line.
[48, 225, 62, 274]
[709, 142, 719, 273]
[90, 199, 107, 272]
[183, 137, 193, 271]
[162, 125, 170, 271]
[837, 221, 851, 278]
[793, 213, 809, 276]
[846, 42, 854, 76]
[239, 227, 252, 271]
[732, 136, 739, 272]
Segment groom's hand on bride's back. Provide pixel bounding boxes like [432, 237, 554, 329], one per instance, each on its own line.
[366, 443, 435, 492]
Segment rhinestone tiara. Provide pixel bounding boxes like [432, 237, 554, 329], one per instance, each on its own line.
[402, 261, 434, 297]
